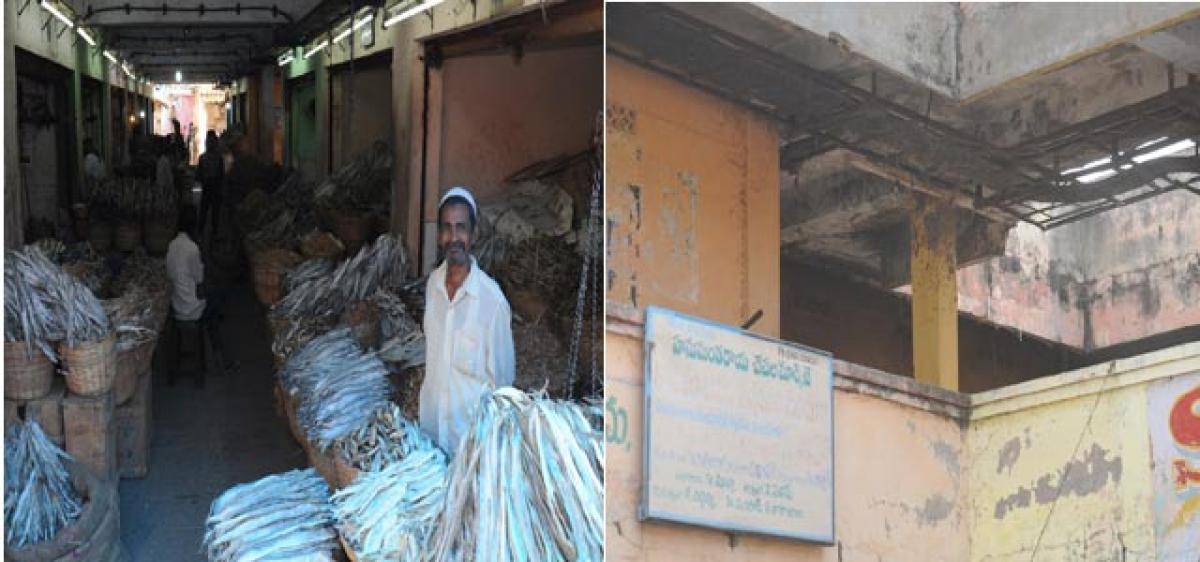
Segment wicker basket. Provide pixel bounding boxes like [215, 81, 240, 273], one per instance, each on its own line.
[253, 264, 285, 306]
[300, 231, 345, 261]
[114, 339, 154, 404]
[87, 221, 113, 253]
[4, 341, 55, 400]
[143, 220, 176, 256]
[61, 334, 116, 396]
[114, 221, 142, 252]
[330, 211, 373, 256]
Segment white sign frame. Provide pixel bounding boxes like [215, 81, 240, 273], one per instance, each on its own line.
[640, 306, 836, 544]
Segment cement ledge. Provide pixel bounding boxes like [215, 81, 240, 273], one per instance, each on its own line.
[969, 341, 1200, 422]
[606, 303, 971, 423]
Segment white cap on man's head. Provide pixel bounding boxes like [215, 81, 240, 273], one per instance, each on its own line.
[438, 186, 477, 220]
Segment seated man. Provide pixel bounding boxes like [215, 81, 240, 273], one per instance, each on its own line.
[165, 208, 232, 386]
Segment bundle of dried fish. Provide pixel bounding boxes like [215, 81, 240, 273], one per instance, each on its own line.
[272, 233, 408, 322]
[331, 445, 448, 561]
[111, 250, 170, 296]
[245, 208, 297, 256]
[379, 330, 425, 370]
[270, 313, 337, 362]
[315, 142, 393, 213]
[103, 285, 157, 351]
[5, 248, 67, 360]
[427, 387, 604, 562]
[4, 420, 83, 549]
[48, 277, 110, 347]
[285, 258, 335, 295]
[29, 239, 66, 262]
[283, 329, 391, 450]
[89, 177, 148, 220]
[203, 468, 338, 562]
[331, 404, 430, 473]
[143, 176, 179, 220]
[12, 243, 111, 347]
[372, 289, 417, 341]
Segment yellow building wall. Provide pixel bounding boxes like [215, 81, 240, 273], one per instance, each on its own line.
[606, 327, 971, 562]
[967, 343, 1200, 561]
[605, 57, 780, 337]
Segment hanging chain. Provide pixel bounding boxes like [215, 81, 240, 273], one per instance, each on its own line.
[566, 160, 603, 399]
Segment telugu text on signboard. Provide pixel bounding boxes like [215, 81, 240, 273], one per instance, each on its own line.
[641, 306, 835, 543]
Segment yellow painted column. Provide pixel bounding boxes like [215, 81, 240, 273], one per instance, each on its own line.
[911, 194, 959, 390]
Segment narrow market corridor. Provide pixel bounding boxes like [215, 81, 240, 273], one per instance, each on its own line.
[118, 278, 303, 560]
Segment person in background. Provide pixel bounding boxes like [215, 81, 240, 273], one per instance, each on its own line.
[164, 207, 233, 387]
[82, 138, 104, 201]
[420, 186, 516, 453]
[197, 131, 225, 240]
[155, 137, 176, 202]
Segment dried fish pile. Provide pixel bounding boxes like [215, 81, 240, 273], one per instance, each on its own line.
[111, 250, 170, 296]
[331, 446, 448, 561]
[88, 177, 145, 220]
[315, 142, 393, 213]
[240, 172, 320, 253]
[373, 289, 416, 341]
[379, 331, 425, 370]
[203, 468, 338, 562]
[143, 176, 179, 220]
[272, 233, 408, 322]
[244, 208, 298, 256]
[427, 388, 604, 562]
[4, 420, 83, 549]
[332, 404, 428, 473]
[271, 314, 337, 362]
[6, 246, 110, 358]
[513, 321, 569, 397]
[282, 329, 391, 451]
[30, 239, 66, 262]
[103, 285, 156, 351]
[50, 279, 110, 347]
[58, 247, 109, 296]
[285, 258, 335, 295]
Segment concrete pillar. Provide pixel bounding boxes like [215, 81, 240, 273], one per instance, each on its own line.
[101, 58, 112, 176]
[4, 0, 22, 248]
[71, 41, 86, 204]
[314, 42, 331, 179]
[910, 193, 959, 390]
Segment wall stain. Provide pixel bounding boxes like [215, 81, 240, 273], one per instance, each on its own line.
[917, 494, 953, 527]
[997, 437, 1022, 475]
[993, 443, 1122, 519]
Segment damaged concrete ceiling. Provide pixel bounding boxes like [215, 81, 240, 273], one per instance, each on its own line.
[607, 2, 1200, 288]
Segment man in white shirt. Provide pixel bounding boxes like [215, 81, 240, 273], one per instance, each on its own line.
[82, 138, 104, 200]
[165, 209, 231, 386]
[420, 187, 516, 454]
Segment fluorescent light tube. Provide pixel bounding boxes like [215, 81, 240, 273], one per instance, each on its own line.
[304, 40, 329, 59]
[1132, 139, 1196, 164]
[353, 13, 375, 30]
[384, 0, 444, 28]
[41, 1, 73, 28]
[76, 28, 96, 46]
[1076, 169, 1117, 184]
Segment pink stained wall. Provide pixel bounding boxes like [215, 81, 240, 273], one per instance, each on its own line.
[428, 46, 602, 218]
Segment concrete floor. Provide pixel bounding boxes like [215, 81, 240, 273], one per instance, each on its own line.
[118, 278, 305, 560]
